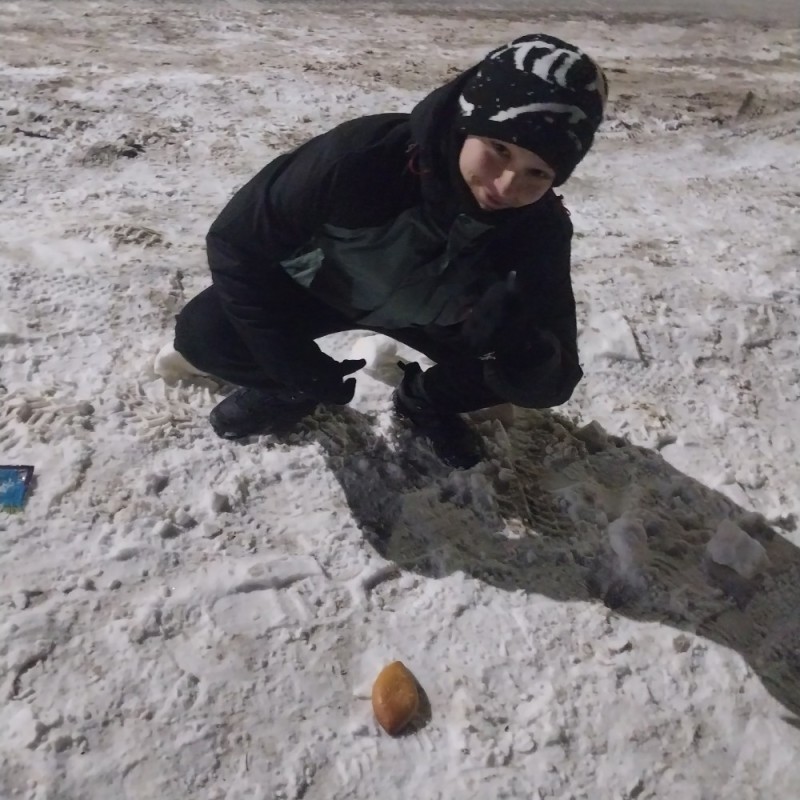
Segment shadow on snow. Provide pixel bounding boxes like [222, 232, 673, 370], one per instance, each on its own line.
[297, 404, 800, 727]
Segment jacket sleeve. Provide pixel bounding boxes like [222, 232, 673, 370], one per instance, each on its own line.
[481, 206, 583, 408]
[204, 134, 348, 389]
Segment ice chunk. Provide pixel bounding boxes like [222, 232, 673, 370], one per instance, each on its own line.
[607, 516, 649, 573]
[467, 403, 515, 427]
[0, 310, 25, 344]
[706, 519, 768, 579]
[579, 310, 641, 363]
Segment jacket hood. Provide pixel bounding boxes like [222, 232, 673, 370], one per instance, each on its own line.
[409, 66, 480, 182]
[408, 66, 493, 224]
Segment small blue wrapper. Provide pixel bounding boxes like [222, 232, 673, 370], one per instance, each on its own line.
[0, 465, 34, 509]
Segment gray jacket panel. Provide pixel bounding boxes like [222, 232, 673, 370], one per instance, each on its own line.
[280, 206, 494, 328]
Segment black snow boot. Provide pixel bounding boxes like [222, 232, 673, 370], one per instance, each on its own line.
[392, 362, 485, 469]
[209, 385, 318, 440]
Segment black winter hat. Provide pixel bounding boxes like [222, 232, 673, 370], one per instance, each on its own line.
[457, 34, 607, 185]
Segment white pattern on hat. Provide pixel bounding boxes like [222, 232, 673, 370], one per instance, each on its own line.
[490, 102, 587, 125]
[491, 40, 585, 89]
[567, 129, 583, 153]
[459, 95, 476, 116]
[586, 59, 609, 107]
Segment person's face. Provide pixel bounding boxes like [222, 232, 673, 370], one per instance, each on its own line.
[458, 135, 556, 211]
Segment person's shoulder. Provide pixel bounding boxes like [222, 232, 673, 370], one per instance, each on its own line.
[493, 191, 574, 281]
[325, 113, 411, 155]
[311, 114, 418, 225]
[310, 113, 414, 191]
[510, 190, 573, 242]
[549, 192, 574, 241]
[537, 190, 573, 229]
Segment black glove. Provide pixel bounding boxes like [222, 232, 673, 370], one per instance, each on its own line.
[482, 329, 562, 407]
[501, 328, 559, 365]
[461, 271, 519, 354]
[294, 357, 366, 405]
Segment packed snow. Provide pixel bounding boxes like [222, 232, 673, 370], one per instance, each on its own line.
[1, 2, 799, 798]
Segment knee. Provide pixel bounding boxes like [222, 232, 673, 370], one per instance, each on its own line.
[173, 299, 199, 359]
[173, 288, 220, 371]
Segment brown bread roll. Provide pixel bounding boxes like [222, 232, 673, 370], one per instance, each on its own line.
[371, 661, 420, 735]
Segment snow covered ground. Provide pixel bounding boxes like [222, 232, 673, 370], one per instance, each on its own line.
[1, 2, 799, 798]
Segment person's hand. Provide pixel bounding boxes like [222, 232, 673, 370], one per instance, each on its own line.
[296, 357, 366, 404]
[482, 329, 561, 407]
[461, 271, 519, 354]
[497, 328, 559, 368]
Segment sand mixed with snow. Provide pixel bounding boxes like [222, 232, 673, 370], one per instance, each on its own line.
[1, 2, 799, 798]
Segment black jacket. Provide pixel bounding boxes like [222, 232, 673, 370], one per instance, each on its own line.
[206, 68, 582, 407]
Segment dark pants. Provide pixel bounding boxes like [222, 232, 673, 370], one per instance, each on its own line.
[174, 272, 503, 414]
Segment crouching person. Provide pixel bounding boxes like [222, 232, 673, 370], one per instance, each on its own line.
[174, 33, 607, 468]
